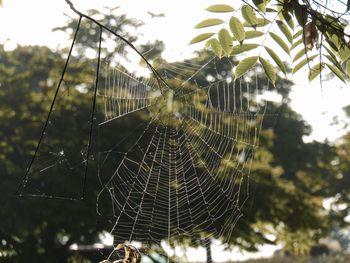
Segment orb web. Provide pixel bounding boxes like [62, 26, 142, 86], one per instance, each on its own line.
[96, 53, 265, 246]
[18, 1, 269, 259]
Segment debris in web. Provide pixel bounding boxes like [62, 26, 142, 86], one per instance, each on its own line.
[100, 244, 141, 263]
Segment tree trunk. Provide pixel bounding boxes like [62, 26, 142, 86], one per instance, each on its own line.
[204, 238, 212, 263]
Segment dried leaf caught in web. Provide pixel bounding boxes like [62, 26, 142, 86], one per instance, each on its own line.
[100, 244, 141, 263]
[303, 22, 319, 50]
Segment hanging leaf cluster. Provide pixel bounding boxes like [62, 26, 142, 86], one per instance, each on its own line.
[190, 0, 350, 84]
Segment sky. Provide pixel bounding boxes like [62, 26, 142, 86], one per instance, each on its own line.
[2, 0, 350, 143]
[1, 0, 350, 261]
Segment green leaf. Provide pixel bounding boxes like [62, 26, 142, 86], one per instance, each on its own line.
[276, 20, 293, 44]
[0, 0, 2, 7]
[286, 18, 295, 30]
[324, 47, 344, 73]
[293, 48, 307, 63]
[234, 56, 258, 79]
[231, 44, 259, 55]
[269, 32, 290, 55]
[292, 54, 318, 74]
[324, 14, 346, 32]
[294, 3, 307, 26]
[244, 18, 271, 27]
[189, 33, 215, 44]
[324, 46, 337, 62]
[325, 55, 343, 74]
[339, 46, 350, 63]
[218, 29, 233, 55]
[253, 0, 267, 12]
[293, 29, 303, 39]
[277, 2, 284, 20]
[206, 4, 235, 13]
[241, 5, 258, 26]
[195, 18, 224, 28]
[245, 30, 264, 39]
[229, 17, 245, 43]
[207, 38, 223, 57]
[259, 57, 277, 85]
[277, 1, 294, 29]
[323, 31, 341, 52]
[265, 46, 287, 75]
[290, 39, 303, 50]
[308, 63, 325, 81]
[326, 63, 346, 82]
[346, 60, 350, 77]
[266, 8, 276, 13]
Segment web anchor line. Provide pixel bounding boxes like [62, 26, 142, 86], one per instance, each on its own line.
[81, 25, 102, 199]
[64, 0, 169, 93]
[17, 16, 83, 198]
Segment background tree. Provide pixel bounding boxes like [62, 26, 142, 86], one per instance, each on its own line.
[161, 51, 341, 255]
[0, 45, 341, 260]
[0, 6, 147, 261]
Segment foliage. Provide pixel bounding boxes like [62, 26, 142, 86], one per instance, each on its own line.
[329, 132, 350, 227]
[191, 0, 350, 84]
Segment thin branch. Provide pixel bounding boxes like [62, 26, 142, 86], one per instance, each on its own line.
[17, 16, 83, 197]
[81, 25, 102, 200]
[64, 0, 169, 92]
[309, 0, 348, 16]
[299, 2, 350, 39]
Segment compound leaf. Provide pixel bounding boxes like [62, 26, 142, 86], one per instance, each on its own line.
[234, 56, 258, 79]
[230, 17, 245, 42]
[259, 56, 277, 85]
[195, 18, 224, 28]
[206, 4, 235, 13]
[190, 33, 215, 44]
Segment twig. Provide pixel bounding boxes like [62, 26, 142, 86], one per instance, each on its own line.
[64, 0, 169, 92]
[17, 16, 83, 197]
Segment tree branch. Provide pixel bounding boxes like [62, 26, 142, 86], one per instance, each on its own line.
[64, 0, 169, 91]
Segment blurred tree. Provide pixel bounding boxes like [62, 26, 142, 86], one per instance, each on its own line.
[0, 44, 99, 262]
[53, 6, 142, 56]
[0, 6, 149, 261]
[0, 44, 345, 260]
[164, 52, 341, 255]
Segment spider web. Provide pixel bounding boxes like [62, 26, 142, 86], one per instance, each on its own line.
[95, 55, 265, 246]
[18, 3, 269, 257]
